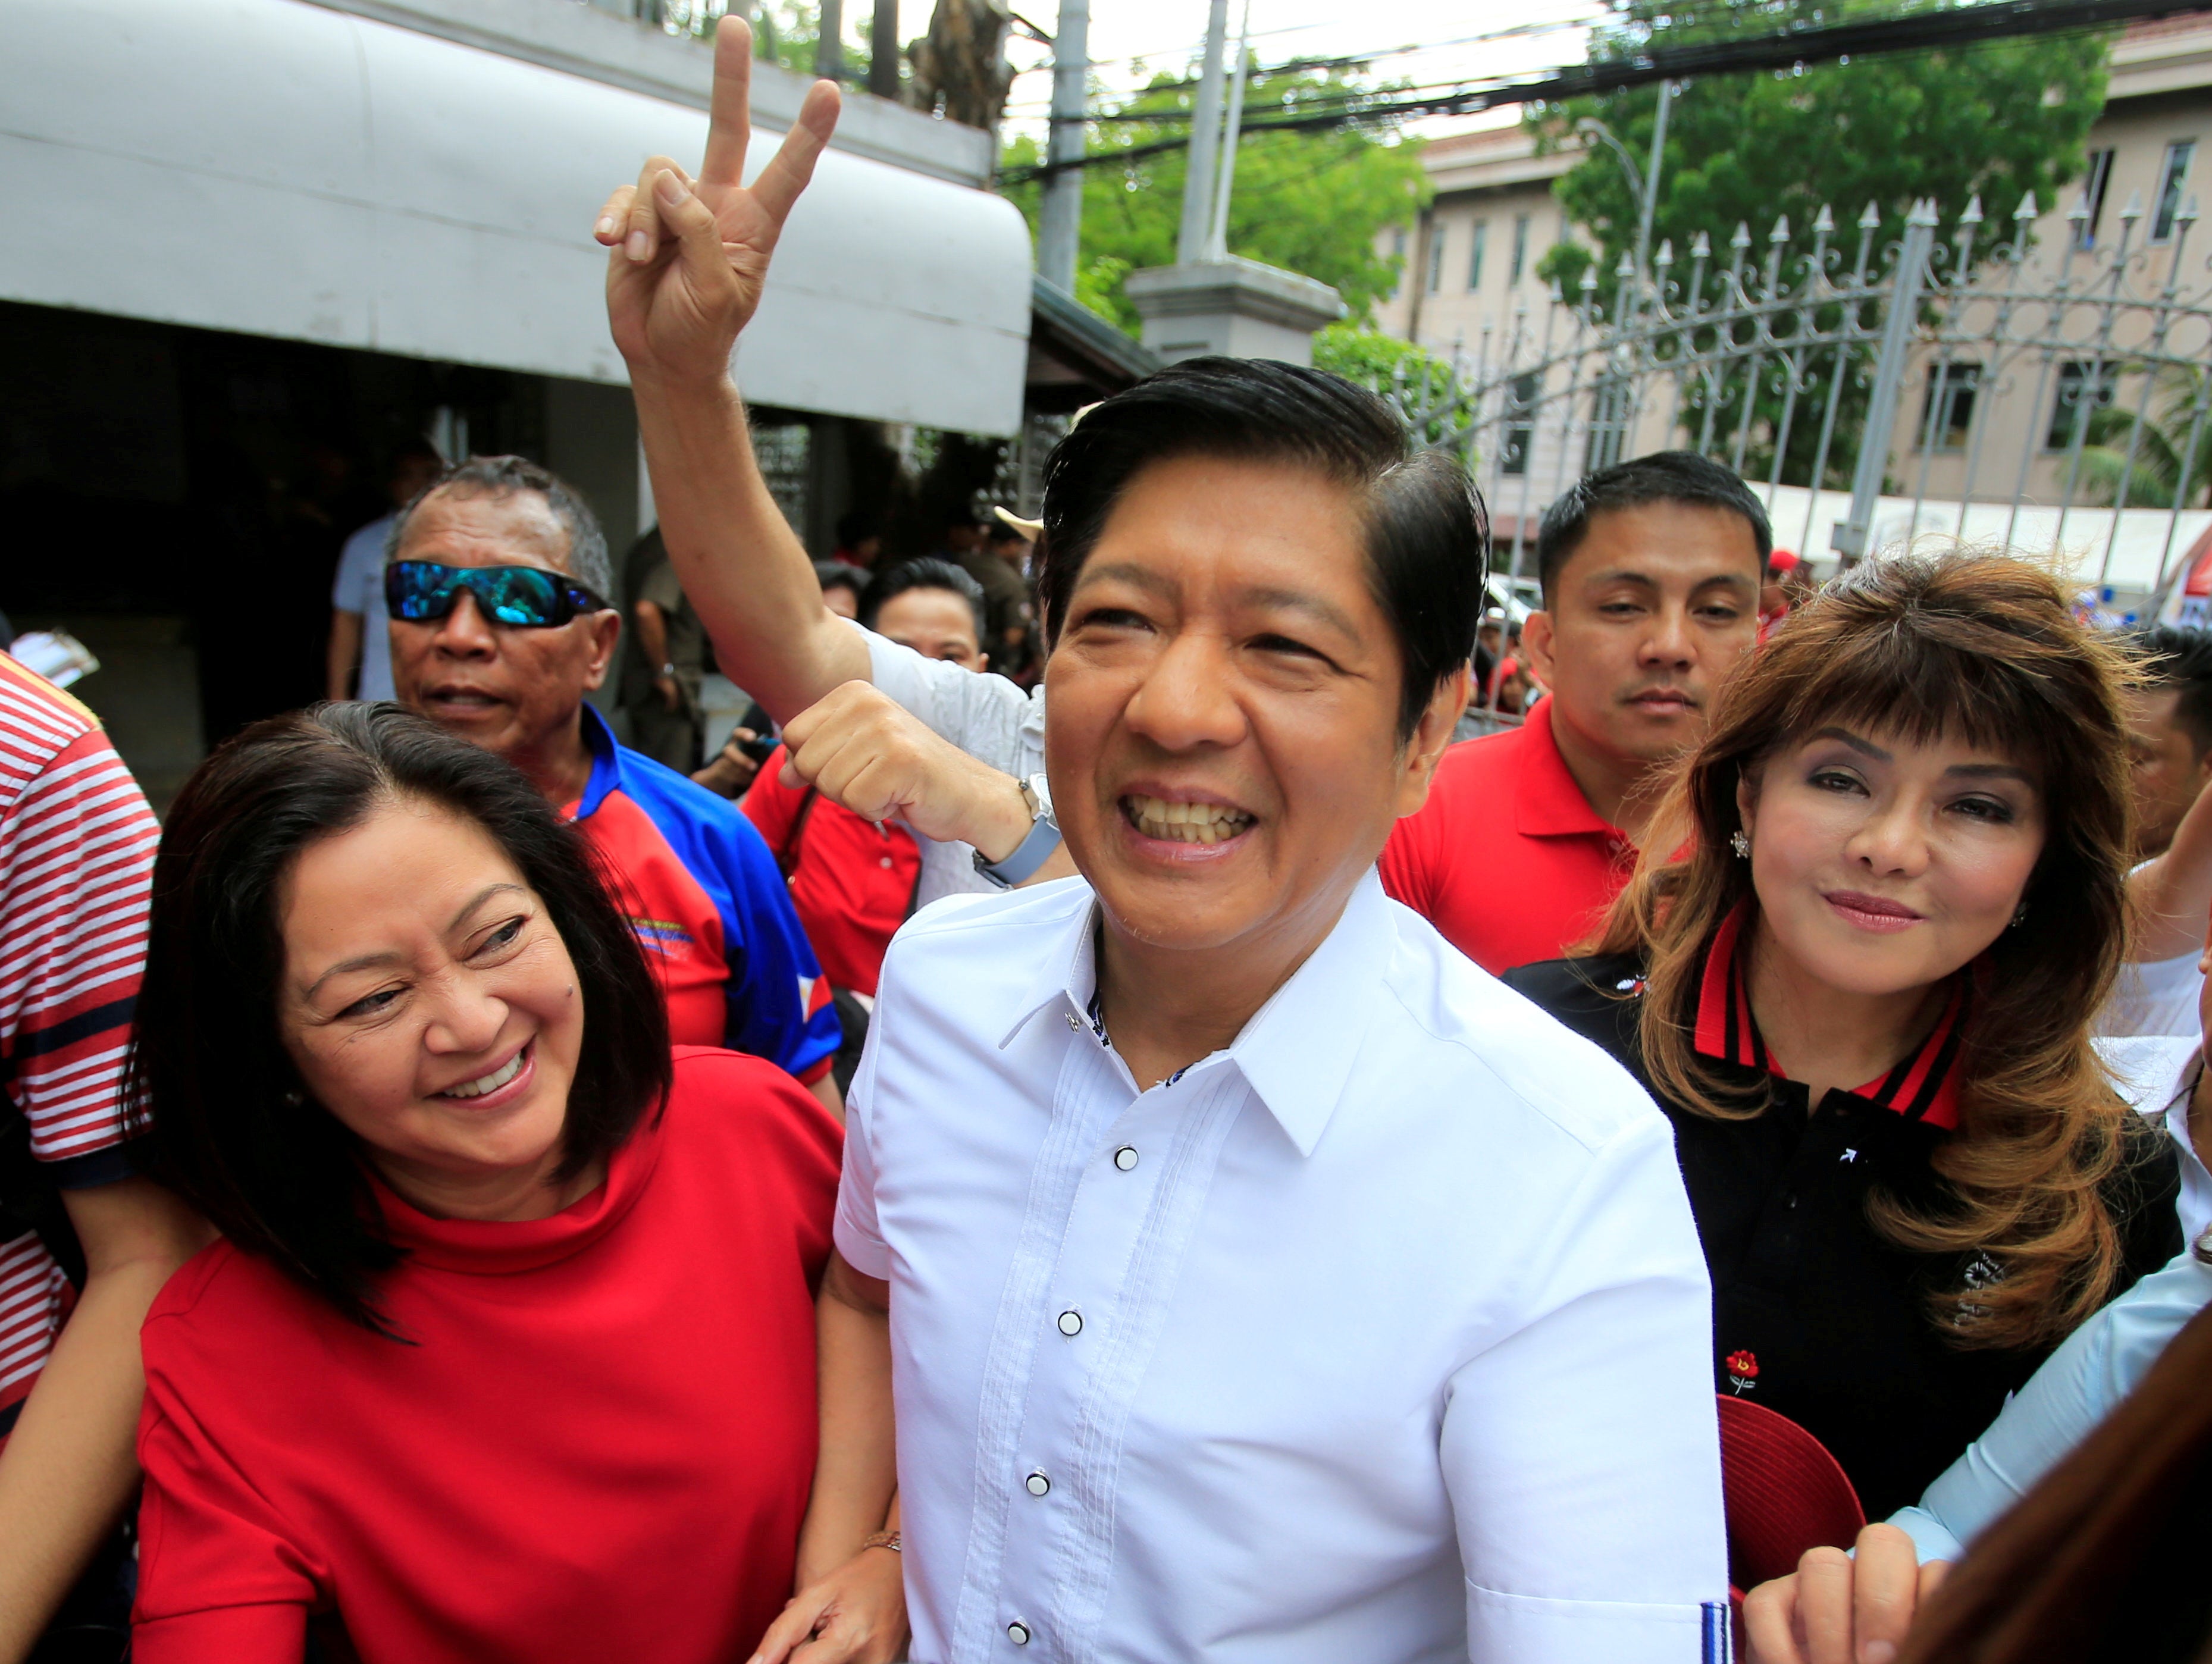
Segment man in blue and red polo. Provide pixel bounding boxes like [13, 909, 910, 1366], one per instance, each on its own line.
[386, 457, 841, 1108]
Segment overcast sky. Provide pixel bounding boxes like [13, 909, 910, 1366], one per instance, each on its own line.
[926, 0, 1606, 145]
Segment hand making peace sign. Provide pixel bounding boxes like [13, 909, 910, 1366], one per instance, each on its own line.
[594, 17, 841, 387]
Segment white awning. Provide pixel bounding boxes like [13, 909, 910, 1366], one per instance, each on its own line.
[0, 0, 1032, 435]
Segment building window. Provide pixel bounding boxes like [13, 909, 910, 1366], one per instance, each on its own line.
[2075, 148, 2114, 249]
[2047, 360, 2120, 450]
[1510, 214, 1531, 285]
[1389, 226, 1408, 298]
[1500, 372, 1540, 475]
[2154, 139, 2196, 242]
[1468, 220, 1488, 290]
[1426, 223, 1446, 294]
[1917, 362, 1982, 450]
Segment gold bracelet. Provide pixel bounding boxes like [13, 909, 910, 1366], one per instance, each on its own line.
[859, 1530, 901, 1555]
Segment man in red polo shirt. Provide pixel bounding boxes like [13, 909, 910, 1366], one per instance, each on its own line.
[1381, 452, 1768, 974]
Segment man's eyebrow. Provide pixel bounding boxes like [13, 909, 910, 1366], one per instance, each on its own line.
[1071, 561, 1177, 600]
[1808, 726, 1893, 762]
[1238, 585, 1362, 640]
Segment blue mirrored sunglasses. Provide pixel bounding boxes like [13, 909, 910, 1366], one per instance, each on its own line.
[384, 561, 609, 628]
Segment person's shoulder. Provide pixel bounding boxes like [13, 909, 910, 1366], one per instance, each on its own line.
[668, 1044, 837, 1135]
[1433, 718, 1534, 784]
[2096, 1032, 2200, 1116]
[875, 878, 1087, 1005]
[611, 744, 776, 864]
[141, 1239, 315, 1364]
[1376, 911, 1663, 1155]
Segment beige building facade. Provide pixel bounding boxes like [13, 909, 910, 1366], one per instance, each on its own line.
[1374, 18, 2212, 541]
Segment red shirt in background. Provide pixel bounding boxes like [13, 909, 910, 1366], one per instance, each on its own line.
[742, 745, 922, 998]
[133, 1048, 839, 1664]
[1380, 701, 1635, 976]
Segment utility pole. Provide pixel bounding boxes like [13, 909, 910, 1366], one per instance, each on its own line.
[1177, 0, 1230, 264]
[1205, 0, 1252, 260]
[1036, 0, 1090, 292]
[1633, 79, 1672, 288]
[868, 0, 898, 99]
[816, 0, 843, 81]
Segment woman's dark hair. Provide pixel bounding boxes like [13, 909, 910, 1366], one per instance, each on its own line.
[127, 703, 671, 1334]
[862, 556, 989, 643]
[1591, 547, 2138, 1348]
[1034, 356, 1489, 741]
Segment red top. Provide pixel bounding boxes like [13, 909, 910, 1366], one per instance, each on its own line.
[1693, 904, 1967, 1130]
[133, 1048, 840, 1664]
[742, 746, 921, 998]
[1380, 703, 1634, 976]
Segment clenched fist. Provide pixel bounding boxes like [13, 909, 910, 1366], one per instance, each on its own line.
[779, 682, 1036, 861]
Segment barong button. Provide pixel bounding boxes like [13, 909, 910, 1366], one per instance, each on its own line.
[1114, 1146, 1138, 1171]
[1008, 1621, 1032, 1646]
[1025, 1469, 1050, 1496]
[1057, 1309, 1083, 1336]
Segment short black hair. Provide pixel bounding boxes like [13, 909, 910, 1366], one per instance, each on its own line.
[986, 518, 1027, 547]
[388, 455, 613, 602]
[1035, 356, 1489, 740]
[862, 556, 988, 644]
[813, 560, 866, 604]
[1533, 450, 1771, 605]
[128, 703, 672, 1335]
[835, 508, 879, 548]
[2135, 623, 2212, 757]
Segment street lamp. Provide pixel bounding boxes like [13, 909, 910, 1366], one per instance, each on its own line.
[1572, 80, 1674, 293]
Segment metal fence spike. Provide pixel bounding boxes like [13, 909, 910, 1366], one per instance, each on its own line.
[2180, 195, 2201, 228]
[2014, 189, 2038, 221]
[1858, 201, 1881, 230]
[1655, 238, 1675, 267]
[1691, 230, 1712, 259]
[1616, 250, 1637, 277]
[1731, 221, 1753, 249]
[2122, 189, 2145, 223]
[1770, 214, 1791, 242]
[2067, 190, 2092, 223]
[1960, 195, 1984, 225]
[1813, 204, 1835, 234]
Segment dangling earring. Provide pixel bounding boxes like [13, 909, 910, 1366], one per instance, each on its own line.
[2010, 901, 2028, 929]
[1730, 830, 1751, 859]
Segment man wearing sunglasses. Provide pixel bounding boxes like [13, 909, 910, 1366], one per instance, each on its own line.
[384, 455, 844, 1114]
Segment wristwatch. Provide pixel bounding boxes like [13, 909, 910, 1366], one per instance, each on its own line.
[974, 772, 1061, 889]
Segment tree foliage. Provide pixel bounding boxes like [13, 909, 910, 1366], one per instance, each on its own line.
[1001, 64, 1431, 335]
[1530, 0, 2110, 484]
[2080, 367, 2212, 510]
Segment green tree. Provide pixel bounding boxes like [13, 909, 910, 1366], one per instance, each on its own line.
[1001, 64, 1430, 334]
[1312, 324, 1467, 449]
[2079, 366, 2212, 509]
[1533, 0, 2109, 485]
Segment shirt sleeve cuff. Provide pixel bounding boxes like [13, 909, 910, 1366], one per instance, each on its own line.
[833, 1208, 892, 1281]
[1884, 1505, 1965, 1565]
[130, 1603, 309, 1663]
[46, 1140, 142, 1190]
[796, 1054, 835, 1087]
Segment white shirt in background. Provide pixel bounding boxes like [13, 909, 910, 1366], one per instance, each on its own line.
[2097, 1032, 2212, 1245]
[840, 871, 1729, 1663]
[330, 512, 397, 702]
[861, 625, 1043, 905]
[2095, 858, 2205, 1039]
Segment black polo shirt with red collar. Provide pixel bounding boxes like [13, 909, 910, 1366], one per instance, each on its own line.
[1506, 914, 2181, 1519]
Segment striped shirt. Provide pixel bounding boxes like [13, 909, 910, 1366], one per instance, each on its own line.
[0, 653, 158, 1433]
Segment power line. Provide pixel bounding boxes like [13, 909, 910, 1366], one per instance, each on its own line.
[1002, 0, 2212, 183]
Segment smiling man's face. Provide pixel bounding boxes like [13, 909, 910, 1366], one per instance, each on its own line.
[387, 488, 619, 792]
[1524, 500, 1763, 776]
[1044, 453, 1459, 963]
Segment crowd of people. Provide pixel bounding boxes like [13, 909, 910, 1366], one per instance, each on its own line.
[7, 21, 2212, 1664]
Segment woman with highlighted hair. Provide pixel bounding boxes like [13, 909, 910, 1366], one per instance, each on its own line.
[1509, 549, 2183, 1532]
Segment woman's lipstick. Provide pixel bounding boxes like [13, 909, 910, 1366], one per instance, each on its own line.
[1824, 891, 1926, 933]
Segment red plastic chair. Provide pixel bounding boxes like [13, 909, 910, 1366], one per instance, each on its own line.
[1718, 1393, 1867, 1594]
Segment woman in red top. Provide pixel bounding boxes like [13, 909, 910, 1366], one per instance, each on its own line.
[125, 704, 904, 1663]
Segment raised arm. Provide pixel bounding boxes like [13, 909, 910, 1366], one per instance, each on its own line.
[594, 19, 869, 723]
[2128, 773, 2212, 964]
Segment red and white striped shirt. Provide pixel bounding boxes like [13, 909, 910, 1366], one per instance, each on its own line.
[0, 653, 158, 1431]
